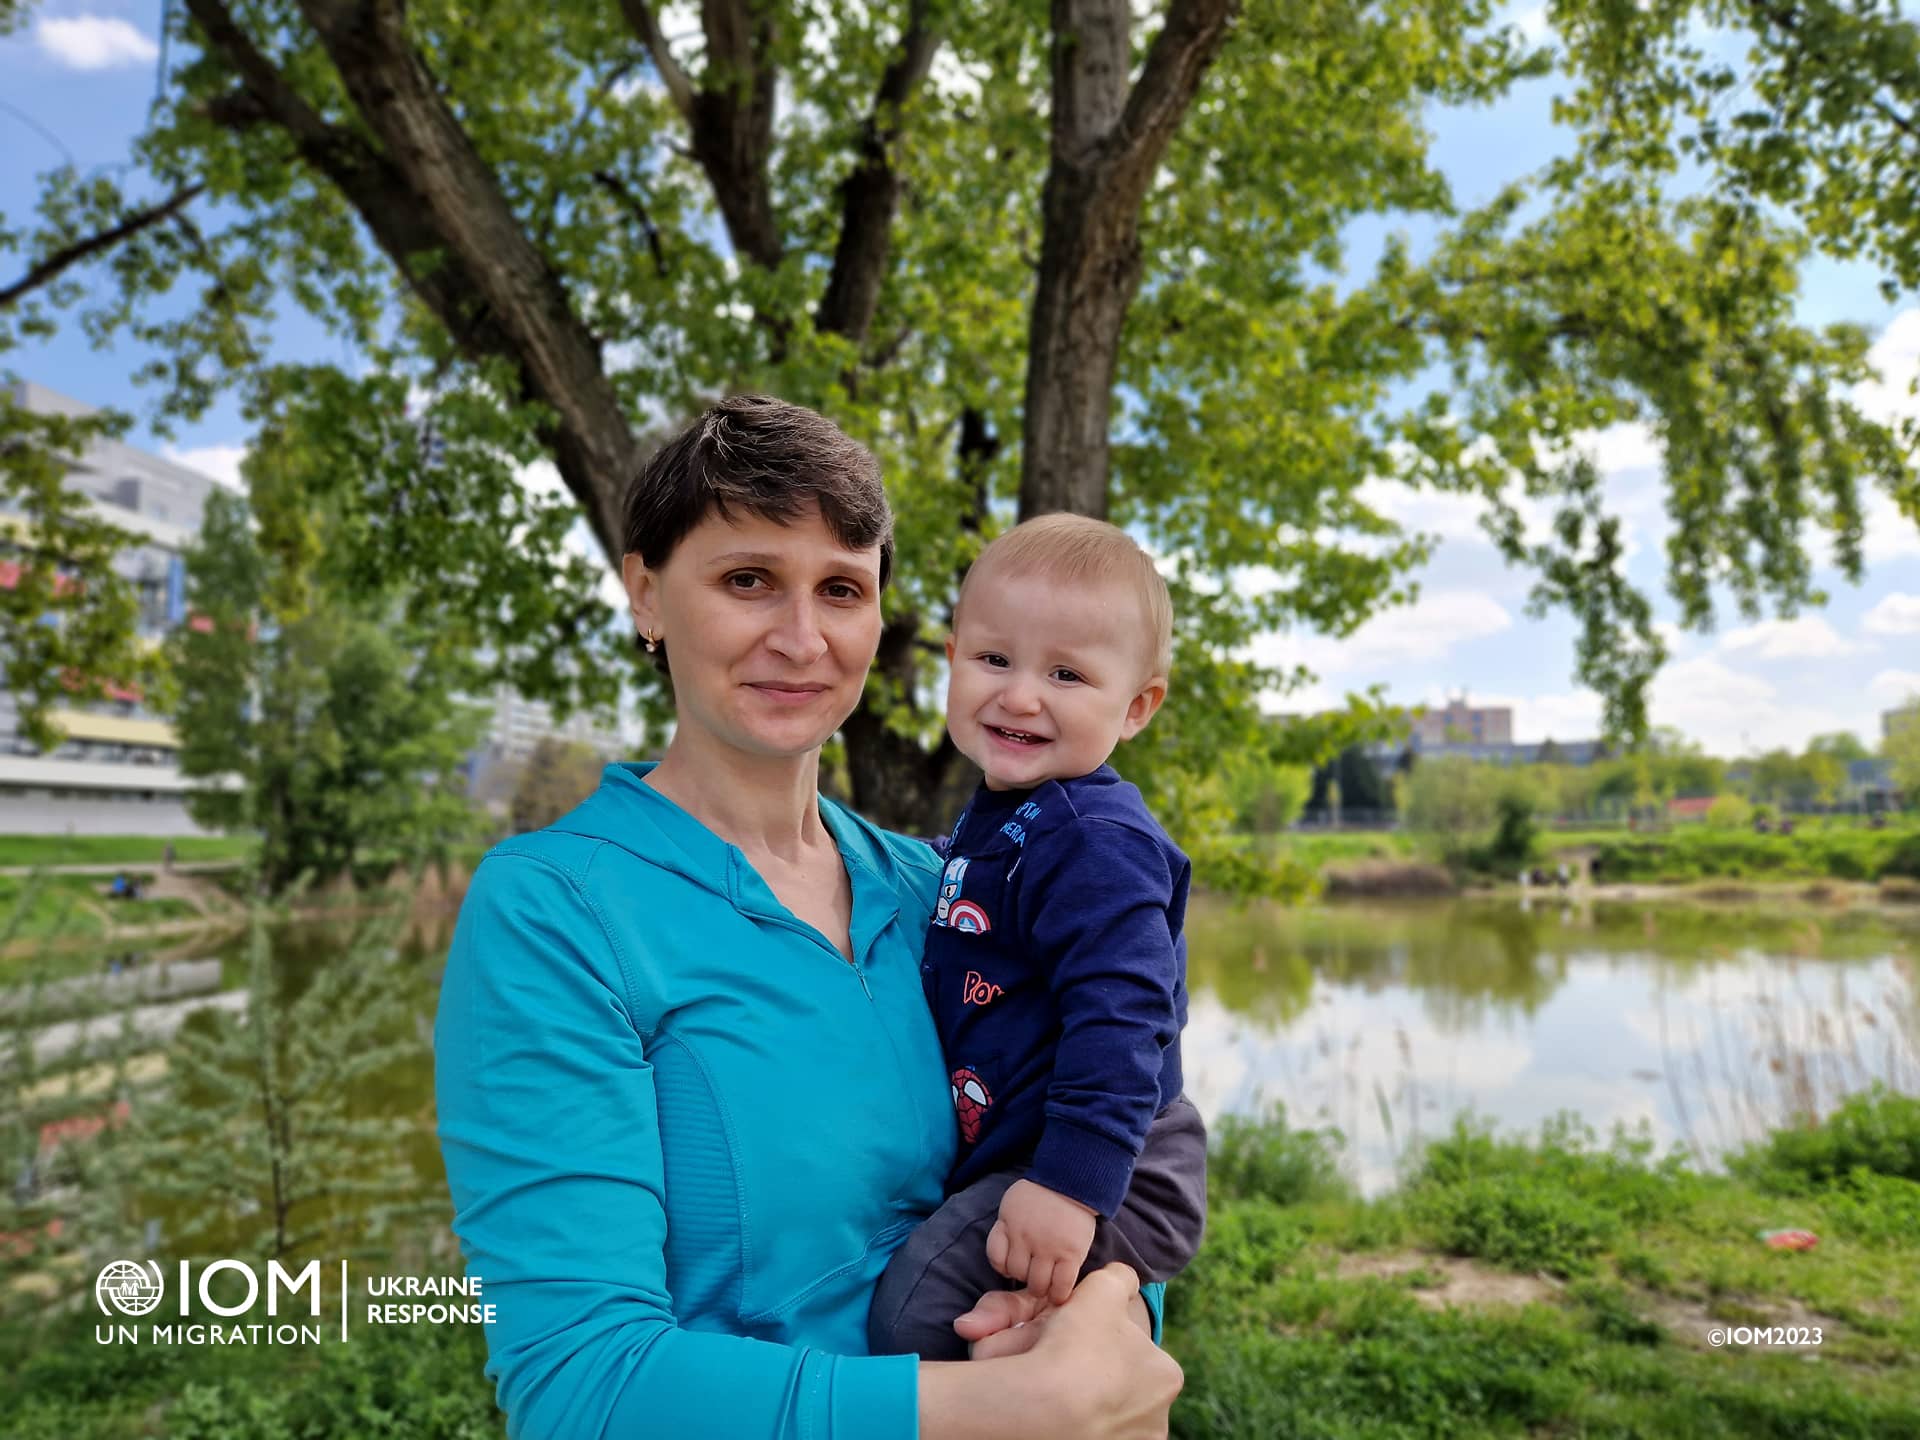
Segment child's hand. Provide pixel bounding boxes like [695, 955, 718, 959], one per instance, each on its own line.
[987, 1179, 1097, 1305]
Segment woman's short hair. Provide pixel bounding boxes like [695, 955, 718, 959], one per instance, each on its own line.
[622, 396, 894, 665]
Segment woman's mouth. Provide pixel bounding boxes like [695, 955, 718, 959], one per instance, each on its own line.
[986, 725, 1049, 748]
[747, 682, 829, 707]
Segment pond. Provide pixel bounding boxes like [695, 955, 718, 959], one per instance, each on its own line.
[17, 896, 1919, 1205]
[1184, 896, 1920, 1192]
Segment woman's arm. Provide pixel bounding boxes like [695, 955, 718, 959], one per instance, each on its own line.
[436, 852, 917, 1440]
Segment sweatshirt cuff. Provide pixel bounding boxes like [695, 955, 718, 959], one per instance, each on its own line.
[1030, 1120, 1138, 1218]
[815, 1351, 920, 1440]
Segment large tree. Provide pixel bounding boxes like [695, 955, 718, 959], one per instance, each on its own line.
[3, 0, 1918, 866]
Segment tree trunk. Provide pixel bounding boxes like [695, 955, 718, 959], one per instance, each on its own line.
[1019, 0, 1239, 520]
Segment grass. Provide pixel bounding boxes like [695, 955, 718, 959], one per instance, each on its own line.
[0, 835, 255, 868]
[1167, 1097, 1920, 1437]
[0, 874, 200, 945]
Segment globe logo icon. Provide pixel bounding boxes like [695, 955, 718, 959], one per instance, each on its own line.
[96, 1260, 164, 1317]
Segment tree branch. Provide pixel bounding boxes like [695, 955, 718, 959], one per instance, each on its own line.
[618, 0, 695, 119]
[815, 0, 940, 348]
[1106, 0, 1239, 207]
[0, 183, 205, 309]
[617, 0, 782, 272]
[592, 169, 670, 276]
[279, 0, 638, 564]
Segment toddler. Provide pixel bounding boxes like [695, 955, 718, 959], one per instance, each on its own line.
[868, 514, 1207, 1360]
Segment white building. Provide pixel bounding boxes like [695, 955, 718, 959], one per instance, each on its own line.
[1, 380, 227, 837]
[3, 380, 635, 838]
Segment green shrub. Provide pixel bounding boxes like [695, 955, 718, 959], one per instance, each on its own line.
[1208, 1107, 1352, 1207]
[1412, 1173, 1617, 1275]
[1884, 832, 1920, 880]
[1730, 1086, 1920, 1189]
[1706, 794, 1754, 829]
[1568, 1279, 1665, 1345]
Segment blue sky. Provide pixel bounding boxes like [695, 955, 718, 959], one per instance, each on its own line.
[4, 2, 1918, 757]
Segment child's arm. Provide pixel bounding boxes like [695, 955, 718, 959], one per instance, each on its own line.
[998, 817, 1182, 1299]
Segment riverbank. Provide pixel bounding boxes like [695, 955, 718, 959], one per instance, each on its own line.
[1247, 818, 1920, 900]
[8, 1096, 1916, 1437]
[1168, 1091, 1920, 1437]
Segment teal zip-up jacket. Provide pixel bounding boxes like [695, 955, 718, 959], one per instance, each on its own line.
[434, 762, 956, 1439]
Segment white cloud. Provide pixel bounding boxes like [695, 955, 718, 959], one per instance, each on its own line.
[36, 15, 158, 70]
[1466, 687, 1605, 742]
[514, 458, 569, 502]
[1861, 488, 1920, 564]
[1863, 593, 1920, 636]
[1646, 655, 1856, 755]
[1868, 669, 1920, 707]
[1853, 306, 1920, 429]
[1247, 589, 1512, 678]
[1852, 309, 1920, 562]
[1573, 421, 1661, 475]
[163, 443, 247, 492]
[1509, 3, 1554, 43]
[1717, 615, 1864, 660]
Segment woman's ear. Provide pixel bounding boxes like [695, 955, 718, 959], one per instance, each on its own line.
[622, 553, 657, 640]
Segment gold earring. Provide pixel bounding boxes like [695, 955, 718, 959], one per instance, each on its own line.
[642, 629, 659, 654]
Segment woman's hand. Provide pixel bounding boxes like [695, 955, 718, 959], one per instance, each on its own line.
[926, 1265, 1180, 1439]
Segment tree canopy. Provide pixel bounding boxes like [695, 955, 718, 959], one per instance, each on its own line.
[3, 0, 1917, 859]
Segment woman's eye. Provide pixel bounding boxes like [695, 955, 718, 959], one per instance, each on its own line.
[727, 572, 767, 591]
[823, 582, 861, 601]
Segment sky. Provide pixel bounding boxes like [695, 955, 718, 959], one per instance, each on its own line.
[3, 2, 1918, 759]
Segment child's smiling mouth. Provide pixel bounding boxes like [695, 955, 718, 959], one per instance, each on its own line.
[986, 725, 1050, 747]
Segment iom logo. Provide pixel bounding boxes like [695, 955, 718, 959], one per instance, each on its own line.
[96, 1259, 165, 1317]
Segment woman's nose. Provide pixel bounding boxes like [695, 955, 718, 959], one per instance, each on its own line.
[767, 596, 828, 663]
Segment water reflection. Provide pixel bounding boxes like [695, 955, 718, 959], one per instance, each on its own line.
[1183, 897, 1918, 1193]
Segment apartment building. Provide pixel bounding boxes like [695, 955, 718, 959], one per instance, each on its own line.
[1, 380, 226, 837]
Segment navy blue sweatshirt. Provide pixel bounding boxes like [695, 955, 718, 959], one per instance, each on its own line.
[922, 765, 1189, 1217]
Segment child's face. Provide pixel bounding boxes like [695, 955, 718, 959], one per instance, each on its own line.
[945, 570, 1167, 791]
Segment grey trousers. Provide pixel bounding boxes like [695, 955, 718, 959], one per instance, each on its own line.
[867, 1095, 1208, 1359]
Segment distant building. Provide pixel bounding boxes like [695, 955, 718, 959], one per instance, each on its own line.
[1407, 693, 1512, 748]
[462, 684, 634, 817]
[0, 380, 229, 837]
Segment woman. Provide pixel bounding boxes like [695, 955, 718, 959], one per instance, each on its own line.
[434, 396, 1181, 1439]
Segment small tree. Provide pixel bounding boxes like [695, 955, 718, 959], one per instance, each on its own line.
[1706, 794, 1754, 830]
[1487, 778, 1541, 870]
[1887, 697, 1920, 808]
[511, 738, 609, 836]
[116, 905, 440, 1266]
[1404, 757, 1498, 847]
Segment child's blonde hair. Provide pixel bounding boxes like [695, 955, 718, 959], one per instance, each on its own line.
[955, 513, 1174, 677]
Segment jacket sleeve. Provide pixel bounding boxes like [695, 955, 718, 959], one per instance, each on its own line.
[1016, 820, 1180, 1217]
[434, 852, 918, 1440]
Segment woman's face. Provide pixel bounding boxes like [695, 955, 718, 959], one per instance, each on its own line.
[623, 504, 885, 762]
